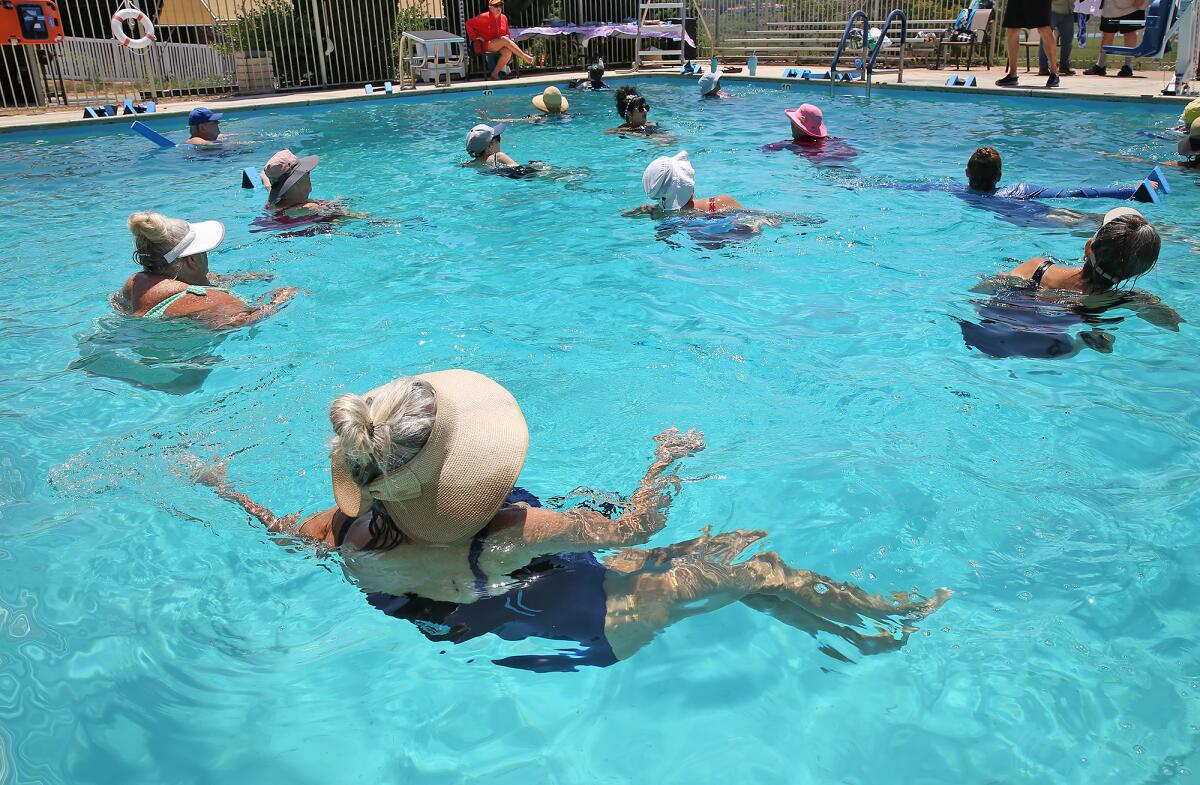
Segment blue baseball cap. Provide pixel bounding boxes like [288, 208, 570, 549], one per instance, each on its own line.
[187, 107, 223, 126]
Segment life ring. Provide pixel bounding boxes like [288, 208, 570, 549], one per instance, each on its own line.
[111, 7, 155, 50]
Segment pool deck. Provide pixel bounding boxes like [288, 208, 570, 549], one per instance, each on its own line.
[0, 63, 1188, 133]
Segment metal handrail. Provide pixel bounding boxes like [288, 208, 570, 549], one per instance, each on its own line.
[829, 7, 908, 98]
[867, 8, 908, 77]
[829, 9, 869, 91]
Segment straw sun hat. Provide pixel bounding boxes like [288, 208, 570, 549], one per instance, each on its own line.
[532, 86, 569, 113]
[330, 369, 529, 545]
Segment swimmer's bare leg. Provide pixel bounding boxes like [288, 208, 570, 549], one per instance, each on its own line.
[600, 531, 950, 660]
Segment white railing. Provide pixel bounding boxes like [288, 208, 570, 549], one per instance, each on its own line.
[51, 36, 234, 85]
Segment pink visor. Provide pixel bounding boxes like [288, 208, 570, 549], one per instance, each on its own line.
[785, 104, 828, 139]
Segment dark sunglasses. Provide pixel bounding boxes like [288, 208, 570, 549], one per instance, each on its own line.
[630, 101, 650, 112]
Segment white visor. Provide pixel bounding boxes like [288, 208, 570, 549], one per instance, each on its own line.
[162, 220, 225, 263]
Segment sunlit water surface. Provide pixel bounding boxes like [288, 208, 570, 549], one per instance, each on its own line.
[0, 79, 1197, 784]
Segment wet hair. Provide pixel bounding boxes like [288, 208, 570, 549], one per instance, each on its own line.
[1085, 215, 1161, 289]
[328, 377, 438, 548]
[616, 85, 646, 119]
[127, 211, 190, 275]
[966, 146, 1002, 191]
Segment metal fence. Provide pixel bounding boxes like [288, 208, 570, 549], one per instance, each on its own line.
[0, 0, 1011, 112]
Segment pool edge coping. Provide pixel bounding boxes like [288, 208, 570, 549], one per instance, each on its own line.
[0, 70, 1186, 135]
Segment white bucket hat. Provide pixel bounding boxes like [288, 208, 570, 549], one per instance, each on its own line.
[698, 72, 721, 95]
[163, 220, 225, 263]
[330, 369, 529, 545]
[642, 150, 695, 210]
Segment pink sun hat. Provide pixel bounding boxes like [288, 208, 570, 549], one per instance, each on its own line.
[785, 104, 828, 139]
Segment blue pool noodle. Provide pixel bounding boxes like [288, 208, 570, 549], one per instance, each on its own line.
[131, 121, 176, 148]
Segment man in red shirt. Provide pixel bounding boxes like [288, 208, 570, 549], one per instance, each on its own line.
[466, 0, 534, 80]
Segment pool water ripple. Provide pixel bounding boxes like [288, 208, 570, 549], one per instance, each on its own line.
[0, 79, 1197, 783]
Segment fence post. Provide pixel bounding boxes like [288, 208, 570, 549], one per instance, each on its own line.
[309, 0, 330, 86]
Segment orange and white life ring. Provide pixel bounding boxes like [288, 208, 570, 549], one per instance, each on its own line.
[111, 7, 155, 50]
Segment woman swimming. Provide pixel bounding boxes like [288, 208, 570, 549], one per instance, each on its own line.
[608, 86, 672, 142]
[960, 207, 1181, 357]
[115, 211, 300, 328]
[762, 104, 859, 167]
[1003, 207, 1163, 294]
[262, 150, 364, 220]
[192, 370, 951, 672]
[626, 150, 746, 215]
[464, 123, 519, 166]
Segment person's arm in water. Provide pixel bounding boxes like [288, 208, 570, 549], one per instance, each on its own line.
[182, 286, 302, 329]
[484, 427, 705, 560]
[208, 271, 276, 286]
[191, 461, 305, 535]
[1117, 291, 1185, 330]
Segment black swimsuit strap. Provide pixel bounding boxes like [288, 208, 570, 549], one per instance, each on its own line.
[332, 511, 355, 547]
[468, 525, 491, 595]
[1031, 259, 1055, 286]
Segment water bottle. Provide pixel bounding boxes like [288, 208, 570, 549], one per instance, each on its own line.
[748, 52, 758, 76]
[710, 54, 718, 73]
[598, 57, 604, 71]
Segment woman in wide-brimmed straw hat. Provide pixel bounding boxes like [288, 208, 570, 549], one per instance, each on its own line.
[193, 369, 951, 672]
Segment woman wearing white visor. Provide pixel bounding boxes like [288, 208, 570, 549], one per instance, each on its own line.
[116, 211, 300, 328]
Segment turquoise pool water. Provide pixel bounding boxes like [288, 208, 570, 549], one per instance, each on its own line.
[1, 79, 1198, 783]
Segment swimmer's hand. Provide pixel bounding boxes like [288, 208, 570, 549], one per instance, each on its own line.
[653, 427, 706, 462]
[183, 455, 304, 535]
[188, 458, 229, 490]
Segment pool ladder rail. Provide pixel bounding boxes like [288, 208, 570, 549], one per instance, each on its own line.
[829, 8, 909, 98]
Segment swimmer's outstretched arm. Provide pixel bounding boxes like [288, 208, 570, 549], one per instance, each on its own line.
[189, 461, 305, 536]
[487, 427, 705, 555]
[208, 271, 275, 286]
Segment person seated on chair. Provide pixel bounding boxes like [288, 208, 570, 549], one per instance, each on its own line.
[185, 107, 232, 146]
[466, 0, 534, 80]
[1083, 0, 1146, 77]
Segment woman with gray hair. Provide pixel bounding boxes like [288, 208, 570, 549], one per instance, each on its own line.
[117, 211, 300, 328]
[1003, 207, 1163, 293]
[193, 369, 951, 673]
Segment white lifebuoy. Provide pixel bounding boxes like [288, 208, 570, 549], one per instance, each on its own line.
[111, 7, 155, 50]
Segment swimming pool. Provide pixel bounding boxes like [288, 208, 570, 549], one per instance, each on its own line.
[1, 77, 1198, 783]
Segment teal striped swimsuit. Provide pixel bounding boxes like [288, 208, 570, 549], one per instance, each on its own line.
[142, 285, 245, 320]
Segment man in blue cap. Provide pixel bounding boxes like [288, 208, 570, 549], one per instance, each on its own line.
[186, 107, 227, 146]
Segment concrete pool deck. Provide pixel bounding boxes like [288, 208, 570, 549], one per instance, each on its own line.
[0, 63, 1188, 133]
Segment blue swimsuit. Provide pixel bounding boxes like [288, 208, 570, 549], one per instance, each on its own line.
[340, 489, 619, 673]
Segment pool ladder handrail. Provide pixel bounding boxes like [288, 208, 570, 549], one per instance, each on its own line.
[829, 8, 909, 99]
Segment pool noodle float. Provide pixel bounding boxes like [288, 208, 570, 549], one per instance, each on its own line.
[130, 121, 176, 148]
